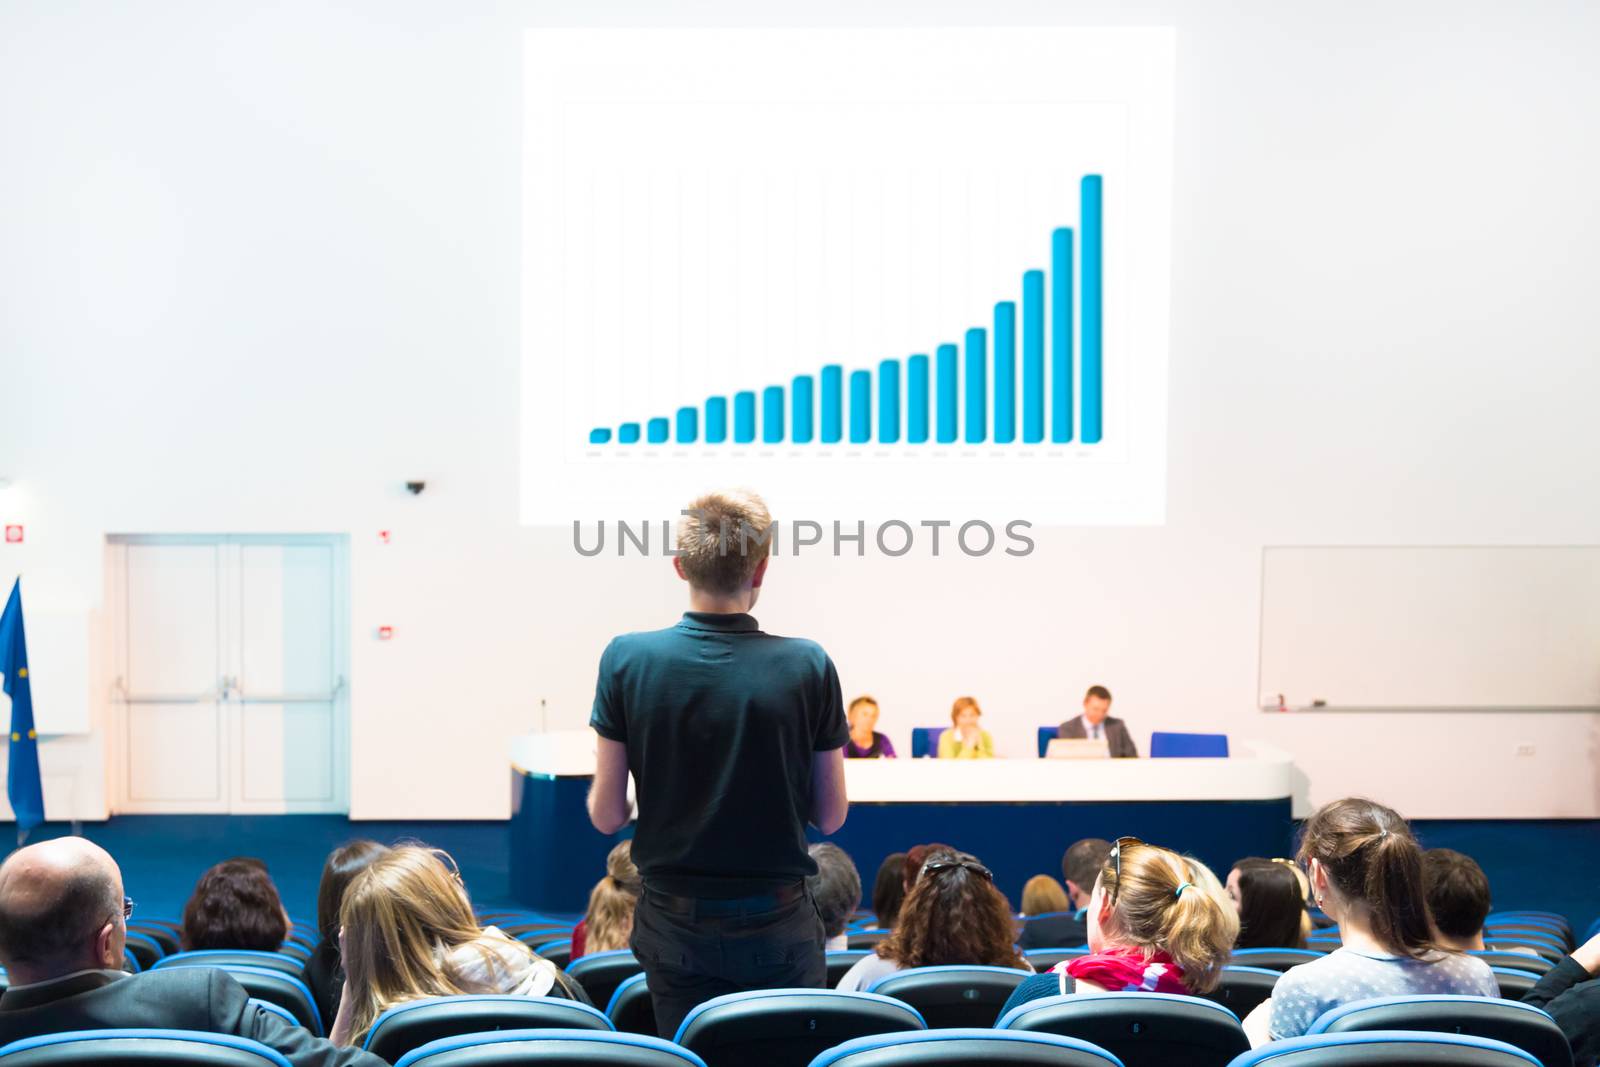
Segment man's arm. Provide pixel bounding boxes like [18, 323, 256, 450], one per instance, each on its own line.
[1117, 721, 1139, 758]
[588, 736, 632, 834]
[810, 745, 848, 834]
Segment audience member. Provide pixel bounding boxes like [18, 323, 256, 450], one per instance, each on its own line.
[1000, 837, 1236, 1016]
[1020, 875, 1071, 917]
[1227, 858, 1308, 949]
[572, 840, 641, 960]
[901, 843, 955, 892]
[0, 838, 381, 1065]
[331, 846, 577, 1046]
[302, 840, 389, 1032]
[937, 697, 995, 759]
[1241, 798, 1497, 1046]
[845, 695, 897, 758]
[808, 844, 863, 950]
[836, 848, 1026, 991]
[1523, 926, 1600, 1067]
[181, 857, 293, 952]
[1420, 848, 1496, 953]
[1017, 838, 1109, 950]
[870, 852, 907, 930]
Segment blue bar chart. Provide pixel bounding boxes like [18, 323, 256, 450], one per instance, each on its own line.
[585, 177, 1107, 451]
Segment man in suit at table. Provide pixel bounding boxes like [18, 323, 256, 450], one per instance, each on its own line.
[1057, 684, 1139, 758]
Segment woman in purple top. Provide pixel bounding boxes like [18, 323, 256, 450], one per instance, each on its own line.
[845, 695, 897, 758]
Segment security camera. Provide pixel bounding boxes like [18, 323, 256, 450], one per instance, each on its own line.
[405, 481, 426, 495]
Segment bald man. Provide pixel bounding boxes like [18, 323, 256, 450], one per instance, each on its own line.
[0, 838, 382, 1065]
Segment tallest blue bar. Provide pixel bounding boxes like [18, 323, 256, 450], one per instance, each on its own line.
[1081, 175, 1103, 444]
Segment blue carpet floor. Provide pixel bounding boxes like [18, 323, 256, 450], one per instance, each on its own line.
[11, 815, 1600, 935]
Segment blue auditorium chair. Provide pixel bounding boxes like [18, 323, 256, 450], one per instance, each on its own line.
[1470, 950, 1556, 975]
[1229, 948, 1323, 971]
[867, 965, 1032, 1029]
[606, 972, 656, 1036]
[122, 932, 165, 970]
[1307, 995, 1572, 1067]
[148, 963, 321, 1035]
[126, 923, 180, 955]
[567, 949, 644, 1009]
[363, 995, 612, 1063]
[121, 947, 140, 973]
[528, 936, 574, 970]
[1022, 946, 1090, 971]
[846, 929, 891, 950]
[391, 1029, 705, 1067]
[153, 950, 306, 976]
[1148, 732, 1228, 758]
[999, 991, 1248, 1067]
[1484, 939, 1564, 964]
[1201, 965, 1281, 1018]
[1490, 968, 1546, 1000]
[674, 989, 925, 1067]
[0, 1029, 293, 1066]
[247, 999, 300, 1029]
[910, 728, 946, 759]
[827, 950, 872, 987]
[1036, 726, 1058, 758]
[1224, 1031, 1543, 1067]
[806, 1028, 1124, 1067]
[274, 941, 311, 963]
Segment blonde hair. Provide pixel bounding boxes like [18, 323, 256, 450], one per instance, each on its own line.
[337, 847, 565, 1045]
[584, 841, 641, 954]
[676, 490, 773, 595]
[950, 696, 981, 724]
[1020, 875, 1071, 917]
[1100, 843, 1238, 994]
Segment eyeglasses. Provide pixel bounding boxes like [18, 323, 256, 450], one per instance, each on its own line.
[919, 858, 994, 883]
[117, 897, 134, 922]
[1107, 836, 1144, 902]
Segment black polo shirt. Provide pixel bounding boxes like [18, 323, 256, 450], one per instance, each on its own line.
[590, 611, 848, 898]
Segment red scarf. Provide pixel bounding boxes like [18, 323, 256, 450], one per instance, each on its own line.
[1060, 947, 1189, 994]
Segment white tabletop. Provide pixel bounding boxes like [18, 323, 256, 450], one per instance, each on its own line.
[511, 730, 1294, 803]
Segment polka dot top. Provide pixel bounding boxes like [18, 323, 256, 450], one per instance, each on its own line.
[1267, 946, 1499, 1040]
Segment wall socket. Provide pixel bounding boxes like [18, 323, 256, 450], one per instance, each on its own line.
[1515, 743, 1537, 757]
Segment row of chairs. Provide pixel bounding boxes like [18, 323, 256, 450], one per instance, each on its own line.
[0, 994, 1565, 1067]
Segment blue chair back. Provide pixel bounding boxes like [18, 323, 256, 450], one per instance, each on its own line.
[827, 950, 872, 987]
[867, 965, 1032, 1029]
[153, 950, 305, 976]
[807, 1028, 1125, 1067]
[0, 1030, 293, 1066]
[1224, 1030, 1542, 1066]
[998, 991, 1247, 1067]
[1490, 968, 1546, 1000]
[606, 972, 656, 1036]
[566, 949, 643, 1009]
[1148, 732, 1228, 758]
[675, 989, 925, 1067]
[391, 1029, 705, 1067]
[1228, 948, 1323, 971]
[1036, 725, 1058, 758]
[1308, 994, 1572, 1067]
[910, 727, 946, 759]
[1022, 946, 1090, 971]
[363, 995, 612, 1064]
[247, 999, 301, 1029]
[146, 964, 321, 1035]
[530, 936, 574, 969]
[1200, 965, 1280, 1019]
[1469, 950, 1556, 975]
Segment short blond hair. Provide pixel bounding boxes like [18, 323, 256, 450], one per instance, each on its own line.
[677, 490, 773, 595]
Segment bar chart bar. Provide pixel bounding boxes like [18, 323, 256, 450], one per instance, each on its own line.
[734, 391, 756, 444]
[936, 344, 958, 443]
[907, 355, 930, 444]
[647, 417, 669, 444]
[589, 429, 612, 445]
[879, 360, 900, 444]
[762, 386, 784, 444]
[965, 328, 986, 444]
[792, 375, 815, 444]
[994, 302, 1016, 444]
[675, 407, 697, 444]
[1081, 175, 1103, 444]
[849, 370, 871, 444]
[821, 365, 843, 444]
[618, 422, 640, 444]
[1051, 227, 1074, 443]
[1022, 270, 1044, 443]
[706, 397, 728, 443]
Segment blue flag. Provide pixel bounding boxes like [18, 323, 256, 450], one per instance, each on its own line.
[0, 579, 44, 831]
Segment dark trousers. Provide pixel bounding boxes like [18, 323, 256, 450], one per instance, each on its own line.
[630, 885, 827, 1040]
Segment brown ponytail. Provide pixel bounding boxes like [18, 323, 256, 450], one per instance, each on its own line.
[1101, 844, 1239, 994]
[1298, 797, 1435, 959]
[584, 841, 641, 953]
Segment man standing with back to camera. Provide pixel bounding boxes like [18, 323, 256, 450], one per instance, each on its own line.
[586, 489, 850, 1039]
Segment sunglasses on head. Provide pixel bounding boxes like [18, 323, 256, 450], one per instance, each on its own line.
[1106, 836, 1144, 902]
[919, 857, 994, 882]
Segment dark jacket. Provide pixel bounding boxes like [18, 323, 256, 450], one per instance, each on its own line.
[0, 968, 382, 1067]
[1057, 714, 1139, 758]
[1523, 956, 1600, 1067]
[1016, 910, 1089, 951]
[300, 939, 343, 1038]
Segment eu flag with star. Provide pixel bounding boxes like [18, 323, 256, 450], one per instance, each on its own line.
[0, 579, 44, 831]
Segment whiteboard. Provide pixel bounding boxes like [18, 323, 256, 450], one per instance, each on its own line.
[1258, 546, 1600, 711]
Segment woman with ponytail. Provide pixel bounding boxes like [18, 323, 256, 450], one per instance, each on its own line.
[998, 837, 1237, 1017]
[1242, 797, 1496, 1046]
[572, 841, 640, 960]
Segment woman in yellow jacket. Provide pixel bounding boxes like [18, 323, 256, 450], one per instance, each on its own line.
[938, 695, 996, 758]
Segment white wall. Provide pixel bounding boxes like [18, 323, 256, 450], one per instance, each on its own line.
[2, 0, 1598, 822]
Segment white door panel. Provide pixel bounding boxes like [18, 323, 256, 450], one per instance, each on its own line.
[239, 543, 335, 696]
[239, 702, 336, 806]
[125, 544, 220, 697]
[126, 703, 224, 804]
